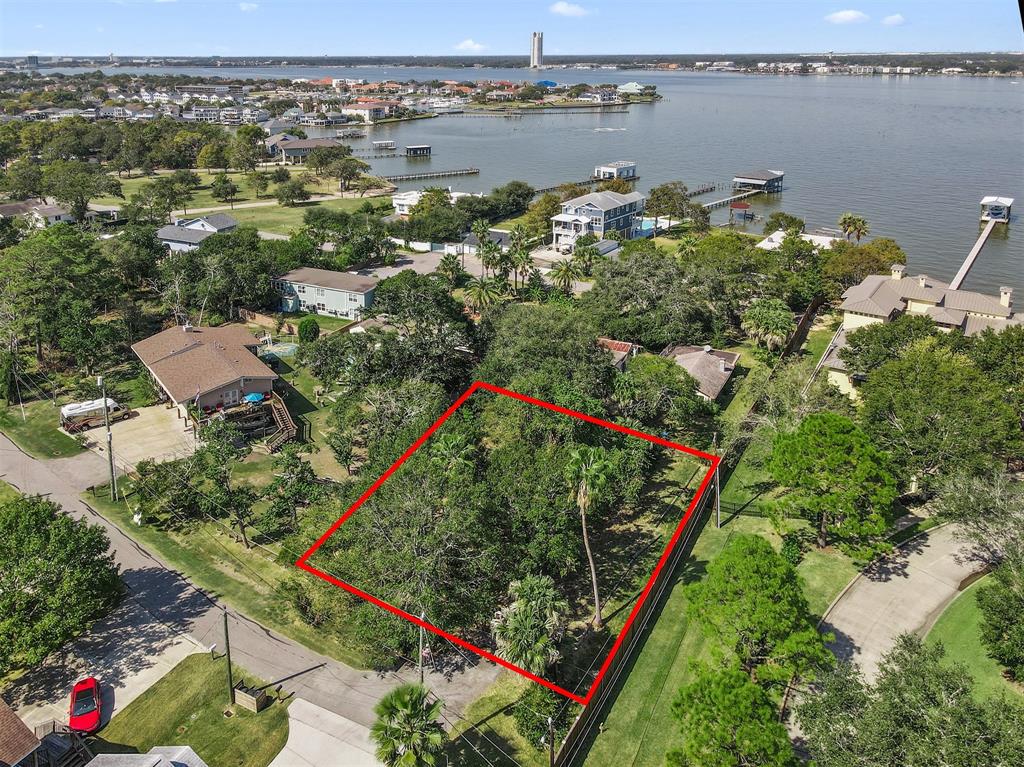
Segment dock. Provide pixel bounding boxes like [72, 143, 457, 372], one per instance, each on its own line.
[701, 188, 762, 210]
[382, 167, 479, 182]
[949, 219, 998, 290]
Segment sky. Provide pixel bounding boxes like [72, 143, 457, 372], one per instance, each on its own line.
[0, 0, 1021, 58]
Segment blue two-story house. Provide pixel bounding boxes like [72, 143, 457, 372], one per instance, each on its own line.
[551, 190, 646, 248]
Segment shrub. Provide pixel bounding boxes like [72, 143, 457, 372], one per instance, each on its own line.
[512, 684, 570, 749]
[298, 316, 321, 343]
[780, 533, 804, 566]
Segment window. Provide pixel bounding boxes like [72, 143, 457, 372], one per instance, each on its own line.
[317, 302, 326, 312]
[316, 288, 325, 297]
[297, 285, 306, 294]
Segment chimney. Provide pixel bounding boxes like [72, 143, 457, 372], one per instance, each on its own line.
[917, 274, 928, 288]
[1000, 286, 1013, 308]
[183, 323, 194, 333]
[718, 357, 726, 373]
[891, 263, 905, 280]
[702, 344, 712, 353]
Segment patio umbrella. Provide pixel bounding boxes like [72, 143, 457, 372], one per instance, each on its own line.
[243, 393, 264, 404]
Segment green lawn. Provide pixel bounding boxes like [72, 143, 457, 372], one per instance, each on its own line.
[86, 484, 368, 668]
[89, 653, 290, 767]
[0, 399, 84, 459]
[581, 515, 856, 766]
[926, 577, 1023, 701]
[446, 674, 548, 767]
[95, 170, 286, 210]
[226, 197, 391, 235]
[0, 480, 20, 503]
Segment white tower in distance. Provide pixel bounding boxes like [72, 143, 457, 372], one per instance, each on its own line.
[530, 32, 544, 69]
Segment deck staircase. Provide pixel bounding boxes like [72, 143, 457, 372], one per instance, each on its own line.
[31, 722, 93, 767]
[267, 393, 297, 453]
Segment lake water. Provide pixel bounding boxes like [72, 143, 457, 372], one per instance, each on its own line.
[43, 65, 1024, 292]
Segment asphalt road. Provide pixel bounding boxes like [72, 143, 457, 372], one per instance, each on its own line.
[0, 433, 498, 730]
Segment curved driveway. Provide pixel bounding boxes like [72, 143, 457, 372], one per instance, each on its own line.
[820, 524, 983, 681]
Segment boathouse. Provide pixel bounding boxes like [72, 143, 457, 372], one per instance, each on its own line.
[405, 145, 432, 157]
[980, 196, 1013, 223]
[372, 140, 397, 150]
[732, 169, 784, 193]
[594, 161, 637, 181]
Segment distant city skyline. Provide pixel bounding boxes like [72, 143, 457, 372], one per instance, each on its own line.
[1, 0, 1022, 57]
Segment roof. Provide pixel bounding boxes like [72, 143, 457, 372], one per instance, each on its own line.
[278, 267, 378, 294]
[662, 344, 741, 400]
[0, 700, 39, 767]
[200, 213, 237, 231]
[279, 138, 342, 151]
[462, 230, 511, 249]
[756, 229, 840, 251]
[598, 337, 639, 367]
[733, 169, 784, 181]
[980, 196, 1014, 206]
[156, 225, 213, 245]
[86, 745, 209, 767]
[563, 190, 645, 211]
[131, 325, 276, 404]
[0, 198, 45, 217]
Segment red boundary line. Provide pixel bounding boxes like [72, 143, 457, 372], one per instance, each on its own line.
[295, 380, 719, 706]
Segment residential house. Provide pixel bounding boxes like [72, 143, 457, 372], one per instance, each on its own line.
[0, 701, 39, 767]
[822, 265, 1021, 396]
[551, 190, 646, 248]
[340, 101, 396, 122]
[156, 214, 237, 251]
[278, 138, 344, 165]
[132, 324, 278, 414]
[598, 337, 641, 371]
[445, 228, 512, 256]
[756, 229, 840, 251]
[616, 82, 646, 95]
[273, 267, 378, 319]
[264, 132, 298, 157]
[662, 344, 741, 400]
[578, 90, 617, 104]
[391, 188, 483, 217]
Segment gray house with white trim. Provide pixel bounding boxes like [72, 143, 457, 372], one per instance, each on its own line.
[273, 267, 378, 319]
[551, 190, 646, 248]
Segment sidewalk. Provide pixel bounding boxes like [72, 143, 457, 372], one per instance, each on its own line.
[269, 698, 380, 767]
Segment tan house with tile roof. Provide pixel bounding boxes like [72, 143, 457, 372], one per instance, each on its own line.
[131, 324, 277, 415]
[823, 264, 1020, 396]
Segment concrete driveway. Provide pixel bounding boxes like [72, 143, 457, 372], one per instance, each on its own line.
[7, 597, 204, 730]
[820, 525, 983, 681]
[269, 698, 380, 767]
[80, 404, 197, 471]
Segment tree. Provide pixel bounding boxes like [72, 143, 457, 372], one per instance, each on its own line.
[821, 239, 906, 295]
[770, 413, 897, 552]
[522, 192, 562, 240]
[247, 170, 270, 199]
[686, 534, 832, 686]
[838, 212, 869, 242]
[298, 316, 320, 343]
[210, 173, 239, 209]
[549, 259, 582, 294]
[667, 665, 797, 767]
[0, 495, 120, 674]
[646, 181, 707, 232]
[275, 178, 310, 206]
[838, 314, 939, 379]
[436, 252, 464, 285]
[859, 339, 1022, 488]
[370, 684, 446, 767]
[798, 633, 1024, 767]
[741, 298, 793, 353]
[197, 141, 229, 173]
[565, 446, 613, 628]
[613, 353, 706, 430]
[328, 156, 369, 191]
[230, 125, 265, 173]
[464, 276, 502, 312]
[763, 211, 805, 235]
[491, 575, 568, 675]
[42, 159, 123, 221]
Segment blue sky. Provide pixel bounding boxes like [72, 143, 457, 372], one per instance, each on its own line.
[1, 1, 1021, 57]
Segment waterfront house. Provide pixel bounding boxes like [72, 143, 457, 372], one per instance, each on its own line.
[265, 132, 298, 157]
[392, 188, 483, 217]
[132, 324, 277, 414]
[662, 344, 741, 401]
[756, 229, 840, 251]
[822, 265, 1021, 396]
[279, 138, 344, 165]
[616, 82, 646, 95]
[156, 214, 237, 252]
[551, 190, 646, 248]
[594, 161, 637, 181]
[578, 90, 617, 104]
[273, 267, 378, 319]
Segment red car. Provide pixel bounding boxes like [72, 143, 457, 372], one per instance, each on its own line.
[68, 677, 101, 734]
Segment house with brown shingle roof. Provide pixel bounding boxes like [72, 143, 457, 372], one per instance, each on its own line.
[661, 345, 741, 401]
[0, 700, 39, 767]
[131, 325, 277, 415]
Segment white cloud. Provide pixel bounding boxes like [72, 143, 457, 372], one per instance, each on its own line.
[239, 2, 258, 11]
[454, 38, 485, 52]
[153, 0, 178, 4]
[550, 2, 589, 17]
[34, 23, 44, 29]
[882, 13, 905, 26]
[824, 9, 869, 24]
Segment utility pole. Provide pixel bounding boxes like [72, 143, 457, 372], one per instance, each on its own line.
[547, 717, 555, 767]
[419, 611, 426, 685]
[98, 375, 117, 502]
[712, 431, 721, 528]
[223, 609, 235, 704]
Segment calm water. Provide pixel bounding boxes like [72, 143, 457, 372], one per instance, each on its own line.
[44, 65, 1024, 292]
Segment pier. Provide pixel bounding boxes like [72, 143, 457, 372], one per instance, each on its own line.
[701, 188, 762, 210]
[382, 167, 479, 182]
[948, 196, 1013, 290]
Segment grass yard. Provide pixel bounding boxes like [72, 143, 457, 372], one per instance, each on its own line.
[926, 576, 1023, 701]
[95, 169, 286, 210]
[89, 653, 290, 767]
[0, 398, 84, 459]
[0, 479, 20, 503]
[581, 515, 856, 767]
[226, 196, 391, 235]
[86, 483, 368, 668]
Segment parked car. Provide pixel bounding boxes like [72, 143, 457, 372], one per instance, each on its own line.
[59, 398, 131, 433]
[68, 677, 101, 733]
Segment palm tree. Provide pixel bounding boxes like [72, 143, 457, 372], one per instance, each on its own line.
[549, 260, 582, 294]
[741, 298, 794, 353]
[838, 212, 857, 241]
[437, 252, 463, 286]
[464, 276, 502, 313]
[430, 433, 474, 476]
[491, 575, 568, 676]
[370, 684, 446, 767]
[508, 225, 532, 291]
[565, 446, 613, 628]
[478, 239, 501, 279]
[675, 235, 699, 260]
[849, 215, 870, 242]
